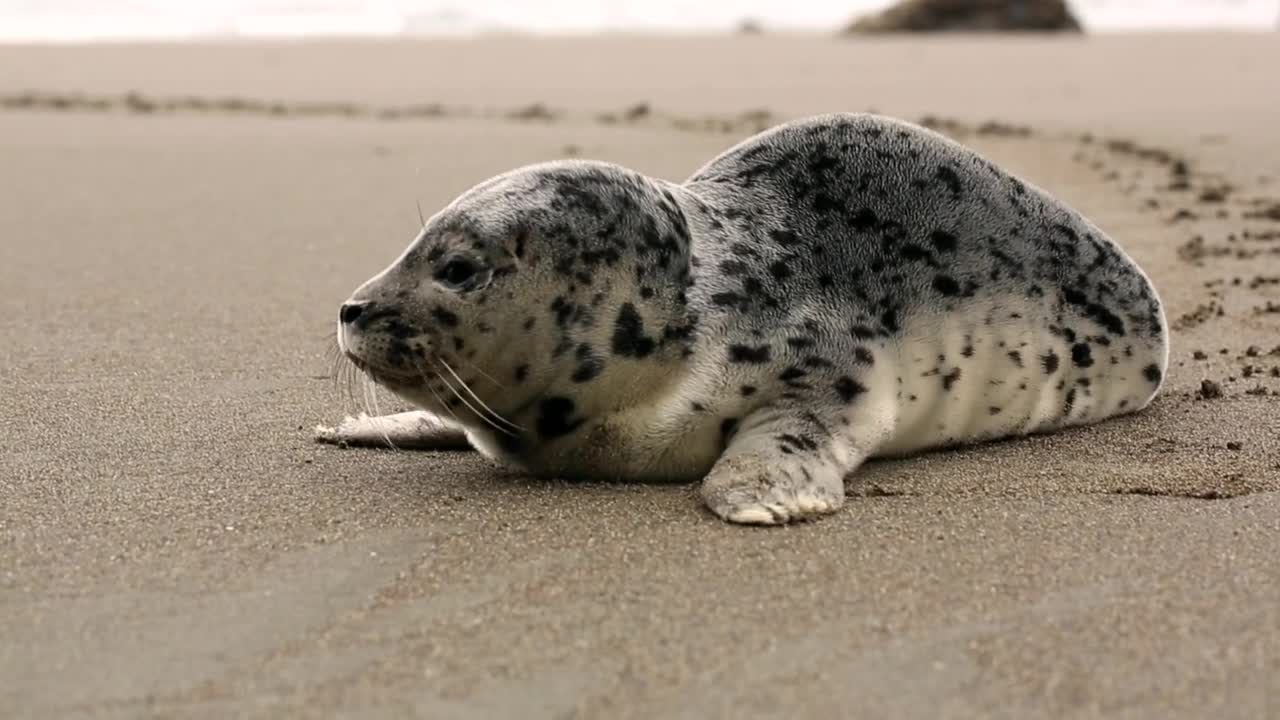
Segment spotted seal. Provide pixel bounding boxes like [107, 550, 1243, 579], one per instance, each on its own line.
[316, 113, 1168, 524]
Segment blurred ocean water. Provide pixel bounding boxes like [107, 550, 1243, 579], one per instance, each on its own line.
[0, 0, 1276, 41]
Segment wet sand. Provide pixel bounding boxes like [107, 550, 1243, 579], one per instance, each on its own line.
[1, 34, 1278, 718]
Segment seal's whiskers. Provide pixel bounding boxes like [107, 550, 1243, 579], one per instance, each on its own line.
[434, 365, 519, 437]
[415, 361, 466, 428]
[453, 353, 506, 390]
[365, 375, 399, 451]
[439, 358, 524, 433]
[325, 341, 362, 417]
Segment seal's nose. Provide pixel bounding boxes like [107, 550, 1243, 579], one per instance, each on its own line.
[339, 301, 369, 324]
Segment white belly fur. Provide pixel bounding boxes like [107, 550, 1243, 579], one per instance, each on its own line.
[875, 306, 1165, 457]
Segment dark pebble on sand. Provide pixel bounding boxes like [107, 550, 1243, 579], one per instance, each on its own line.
[623, 102, 651, 121]
[1198, 379, 1224, 399]
[1192, 350, 1207, 360]
[1226, 441, 1243, 451]
[1245, 345, 1261, 357]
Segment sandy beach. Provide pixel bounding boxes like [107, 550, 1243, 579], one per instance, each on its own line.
[2, 34, 1278, 718]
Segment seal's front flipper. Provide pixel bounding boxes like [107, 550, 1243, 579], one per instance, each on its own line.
[700, 404, 880, 525]
[314, 411, 472, 450]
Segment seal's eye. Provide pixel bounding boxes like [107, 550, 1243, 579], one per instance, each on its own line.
[435, 258, 479, 290]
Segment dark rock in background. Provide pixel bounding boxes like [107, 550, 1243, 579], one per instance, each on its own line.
[846, 0, 1083, 33]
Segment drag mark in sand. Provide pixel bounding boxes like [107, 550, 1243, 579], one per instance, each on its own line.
[0, 90, 784, 135]
[0, 91, 1091, 144]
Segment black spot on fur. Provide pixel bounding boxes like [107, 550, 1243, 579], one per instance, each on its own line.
[1052, 223, 1079, 243]
[1063, 288, 1126, 336]
[1071, 343, 1094, 368]
[854, 347, 874, 365]
[740, 385, 757, 397]
[932, 275, 961, 297]
[899, 244, 934, 264]
[1042, 351, 1060, 374]
[929, 230, 958, 252]
[936, 165, 963, 196]
[536, 397, 583, 439]
[711, 291, 750, 310]
[779, 367, 810, 388]
[850, 208, 878, 232]
[880, 308, 900, 334]
[514, 364, 529, 383]
[768, 260, 792, 281]
[729, 344, 771, 364]
[571, 344, 604, 382]
[769, 229, 802, 247]
[1143, 364, 1162, 383]
[834, 376, 866, 402]
[1007, 350, 1023, 367]
[550, 296, 573, 327]
[942, 368, 961, 391]
[611, 303, 655, 358]
[812, 192, 841, 214]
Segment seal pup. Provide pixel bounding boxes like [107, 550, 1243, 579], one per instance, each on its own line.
[317, 113, 1168, 524]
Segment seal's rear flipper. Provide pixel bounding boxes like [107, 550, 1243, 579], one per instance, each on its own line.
[314, 411, 472, 450]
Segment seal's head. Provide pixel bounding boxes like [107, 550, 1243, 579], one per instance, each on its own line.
[337, 160, 695, 434]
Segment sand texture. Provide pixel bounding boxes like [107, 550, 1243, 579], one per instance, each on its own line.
[2, 34, 1278, 718]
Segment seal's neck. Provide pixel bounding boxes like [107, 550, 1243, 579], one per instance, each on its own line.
[539, 180, 703, 411]
[475, 180, 711, 461]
